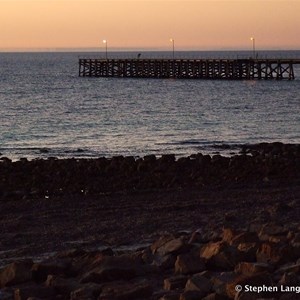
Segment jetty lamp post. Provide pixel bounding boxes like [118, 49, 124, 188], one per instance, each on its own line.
[170, 38, 175, 60]
[250, 37, 255, 59]
[103, 39, 108, 60]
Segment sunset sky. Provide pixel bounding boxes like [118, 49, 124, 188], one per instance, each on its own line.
[1, 0, 300, 51]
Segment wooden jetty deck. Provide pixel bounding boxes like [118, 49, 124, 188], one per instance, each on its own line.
[79, 58, 300, 80]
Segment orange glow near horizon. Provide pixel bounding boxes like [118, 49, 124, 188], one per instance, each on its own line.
[1, 0, 300, 51]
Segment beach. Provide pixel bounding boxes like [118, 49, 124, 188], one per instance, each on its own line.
[0, 142, 299, 299]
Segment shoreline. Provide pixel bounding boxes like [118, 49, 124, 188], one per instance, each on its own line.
[1, 141, 299, 164]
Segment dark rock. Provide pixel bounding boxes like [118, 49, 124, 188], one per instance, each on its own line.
[152, 253, 177, 270]
[175, 253, 206, 275]
[184, 273, 212, 296]
[45, 274, 81, 296]
[32, 258, 72, 282]
[152, 237, 190, 257]
[259, 223, 288, 240]
[14, 284, 56, 300]
[80, 255, 148, 283]
[256, 242, 296, 265]
[0, 157, 12, 163]
[179, 290, 207, 300]
[202, 293, 229, 300]
[236, 243, 258, 262]
[0, 290, 13, 300]
[0, 259, 33, 288]
[225, 272, 273, 299]
[40, 148, 49, 153]
[69, 250, 107, 275]
[164, 275, 188, 291]
[159, 154, 176, 164]
[200, 242, 243, 270]
[278, 272, 300, 286]
[277, 263, 300, 275]
[210, 271, 239, 295]
[234, 262, 273, 275]
[230, 230, 259, 245]
[279, 294, 300, 300]
[234, 291, 260, 300]
[158, 292, 181, 300]
[97, 280, 153, 300]
[70, 282, 102, 300]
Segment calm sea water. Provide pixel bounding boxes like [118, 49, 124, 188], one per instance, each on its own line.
[0, 51, 300, 160]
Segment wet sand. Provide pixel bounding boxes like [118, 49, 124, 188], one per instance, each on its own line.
[0, 184, 299, 265]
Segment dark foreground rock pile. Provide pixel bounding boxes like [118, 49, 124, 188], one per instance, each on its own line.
[0, 222, 300, 300]
[0, 143, 299, 199]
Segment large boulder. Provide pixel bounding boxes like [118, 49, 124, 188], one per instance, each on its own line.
[184, 273, 212, 296]
[80, 255, 148, 283]
[175, 253, 206, 275]
[256, 242, 295, 265]
[210, 272, 239, 296]
[234, 262, 273, 275]
[152, 237, 190, 256]
[32, 258, 72, 282]
[258, 223, 288, 241]
[222, 229, 259, 246]
[45, 274, 82, 296]
[164, 275, 188, 290]
[200, 242, 243, 270]
[236, 243, 258, 262]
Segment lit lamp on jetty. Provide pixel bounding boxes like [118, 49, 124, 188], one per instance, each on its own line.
[170, 38, 175, 60]
[103, 39, 108, 60]
[250, 37, 256, 59]
[170, 38, 175, 77]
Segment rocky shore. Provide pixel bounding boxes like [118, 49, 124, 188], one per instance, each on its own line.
[1, 222, 300, 300]
[0, 142, 299, 299]
[0, 143, 299, 199]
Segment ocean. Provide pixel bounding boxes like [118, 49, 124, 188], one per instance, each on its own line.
[0, 51, 300, 161]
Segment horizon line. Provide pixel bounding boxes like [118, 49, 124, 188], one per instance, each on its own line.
[1, 47, 300, 53]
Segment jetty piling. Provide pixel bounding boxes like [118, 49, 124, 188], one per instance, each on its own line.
[79, 58, 300, 80]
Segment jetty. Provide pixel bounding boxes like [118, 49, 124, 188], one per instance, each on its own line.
[79, 58, 300, 80]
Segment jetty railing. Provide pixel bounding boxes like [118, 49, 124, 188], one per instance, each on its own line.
[79, 58, 300, 80]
